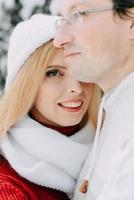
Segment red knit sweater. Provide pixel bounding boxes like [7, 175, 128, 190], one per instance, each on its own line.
[0, 156, 70, 200]
[0, 124, 79, 200]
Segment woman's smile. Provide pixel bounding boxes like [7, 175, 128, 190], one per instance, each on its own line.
[58, 99, 83, 113]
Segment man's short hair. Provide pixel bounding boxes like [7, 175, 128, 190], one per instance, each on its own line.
[112, 0, 134, 19]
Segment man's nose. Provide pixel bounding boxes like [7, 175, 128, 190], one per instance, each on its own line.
[53, 26, 73, 48]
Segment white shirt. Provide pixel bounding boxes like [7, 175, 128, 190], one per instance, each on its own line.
[73, 71, 134, 200]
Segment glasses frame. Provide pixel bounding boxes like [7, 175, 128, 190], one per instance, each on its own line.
[55, 6, 121, 29]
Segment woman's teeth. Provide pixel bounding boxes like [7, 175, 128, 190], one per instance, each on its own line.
[60, 101, 82, 108]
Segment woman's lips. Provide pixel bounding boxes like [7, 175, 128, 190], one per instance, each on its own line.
[58, 100, 83, 112]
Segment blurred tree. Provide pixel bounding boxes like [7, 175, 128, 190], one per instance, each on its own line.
[0, 0, 52, 93]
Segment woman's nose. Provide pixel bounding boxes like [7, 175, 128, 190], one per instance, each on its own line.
[67, 79, 82, 95]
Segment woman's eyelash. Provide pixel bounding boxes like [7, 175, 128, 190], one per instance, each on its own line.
[46, 69, 64, 77]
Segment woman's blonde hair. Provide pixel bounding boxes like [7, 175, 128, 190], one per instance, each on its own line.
[0, 40, 102, 138]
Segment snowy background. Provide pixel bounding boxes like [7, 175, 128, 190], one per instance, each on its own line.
[0, 0, 52, 93]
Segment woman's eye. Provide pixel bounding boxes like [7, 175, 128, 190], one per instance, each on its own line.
[46, 69, 64, 77]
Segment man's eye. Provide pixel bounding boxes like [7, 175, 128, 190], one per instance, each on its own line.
[73, 12, 79, 18]
[79, 11, 89, 16]
[46, 69, 64, 77]
[71, 11, 89, 22]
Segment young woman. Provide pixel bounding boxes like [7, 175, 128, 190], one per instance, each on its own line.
[0, 14, 101, 200]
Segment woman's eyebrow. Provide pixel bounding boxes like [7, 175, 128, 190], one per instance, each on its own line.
[46, 65, 66, 69]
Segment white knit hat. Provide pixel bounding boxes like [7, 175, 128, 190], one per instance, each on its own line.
[5, 14, 59, 90]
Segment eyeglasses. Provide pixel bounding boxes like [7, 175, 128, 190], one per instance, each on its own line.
[55, 6, 120, 29]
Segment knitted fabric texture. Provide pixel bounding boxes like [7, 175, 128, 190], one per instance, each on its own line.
[0, 116, 94, 196]
[6, 14, 59, 89]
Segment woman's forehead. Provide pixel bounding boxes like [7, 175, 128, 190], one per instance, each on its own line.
[48, 49, 66, 67]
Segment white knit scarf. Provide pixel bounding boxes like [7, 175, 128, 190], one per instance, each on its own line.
[0, 115, 94, 196]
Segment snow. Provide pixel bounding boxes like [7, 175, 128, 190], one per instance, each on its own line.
[50, 0, 61, 15]
[0, 0, 49, 91]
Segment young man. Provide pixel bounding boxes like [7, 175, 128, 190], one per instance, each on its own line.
[52, 0, 134, 200]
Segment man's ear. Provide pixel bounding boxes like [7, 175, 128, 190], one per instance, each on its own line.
[130, 18, 134, 28]
[128, 19, 134, 39]
[127, 8, 134, 39]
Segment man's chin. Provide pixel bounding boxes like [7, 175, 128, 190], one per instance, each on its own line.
[71, 69, 93, 83]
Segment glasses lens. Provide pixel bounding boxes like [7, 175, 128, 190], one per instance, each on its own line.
[70, 12, 81, 24]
